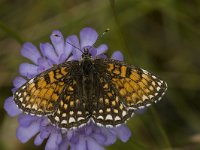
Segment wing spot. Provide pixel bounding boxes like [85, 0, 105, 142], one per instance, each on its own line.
[119, 104, 123, 110]
[157, 81, 162, 86]
[124, 82, 133, 93]
[149, 86, 154, 91]
[97, 115, 104, 120]
[61, 120, 67, 124]
[62, 113, 67, 117]
[64, 104, 68, 110]
[119, 88, 127, 96]
[112, 101, 116, 106]
[139, 106, 145, 109]
[77, 111, 82, 115]
[146, 103, 151, 107]
[149, 95, 154, 99]
[103, 83, 109, 89]
[70, 111, 74, 115]
[115, 116, 121, 121]
[69, 117, 75, 123]
[105, 99, 109, 104]
[57, 109, 61, 114]
[142, 69, 149, 74]
[77, 117, 84, 121]
[116, 96, 119, 102]
[55, 116, 60, 122]
[70, 101, 74, 107]
[28, 78, 34, 84]
[105, 114, 113, 120]
[156, 87, 161, 91]
[26, 96, 30, 101]
[68, 86, 74, 91]
[142, 95, 148, 101]
[120, 66, 127, 77]
[99, 98, 103, 103]
[122, 110, 127, 117]
[60, 100, 64, 106]
[22, 86, 26, 90]
[114, 109, 118, 114]
[152, 81, 156, 86]
[106, 108, 111, 112]
[26, 104, 31, 109]
[152, 75, 157, 79]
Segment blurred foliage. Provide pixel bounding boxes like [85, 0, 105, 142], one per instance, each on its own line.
[0, 0, 200, 150]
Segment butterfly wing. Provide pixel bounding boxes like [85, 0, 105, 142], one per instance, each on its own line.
[48, 77, 90, 129]
[14, 61, 78, 116]
[91, 75, 133, 127]
[94, 58, 167, 111]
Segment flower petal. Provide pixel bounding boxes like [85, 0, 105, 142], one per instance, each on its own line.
[59, 140, 69, 150]
[50, 30, 65, 57]
[37, 58, 53, 71]
[4, 97, 21, 117]
[19, 63, 39, 78]
[96, 44, 108, 56]
[59, 136, 69, 150]
[18, 115, 39, 127]
[71, 136, 86, 150]
[87, 137, 105, 150]
[16, 120, 40, 143]
[40, 126, 52, 139]
[40, 43, 59, 64]
[98, 128, 116, 146]
[45, 131, 62, 150]
[92, 133, 106, 144]
[96, 54, 107, 59]
[80, 27, 98, 48]
[13, 77, 27, 89]
[88, 46, 97, 57]
[111, 51, 124, 61]
[112, 125, 131, 142]
[58, 37, 75, 63]
[34, 133, 45, 146]
[67, 35, 81, 60]
[21, 42, 41, 64]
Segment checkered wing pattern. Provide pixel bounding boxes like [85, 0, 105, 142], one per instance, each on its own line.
[94, 59, 167, 110]
[92, 76, 133, 127]
[48, 78, 90, 129]
[14, 62, 76, 116]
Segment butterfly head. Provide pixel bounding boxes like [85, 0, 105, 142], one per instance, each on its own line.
[82, 47, 92, 59]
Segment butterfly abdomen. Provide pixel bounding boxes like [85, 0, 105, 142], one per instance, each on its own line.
[81, 58, 95, 113]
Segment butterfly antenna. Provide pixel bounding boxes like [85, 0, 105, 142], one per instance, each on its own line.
[93, 28, 110, 47]
[66, 41, 83, 53]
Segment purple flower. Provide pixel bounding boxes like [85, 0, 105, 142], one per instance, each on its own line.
[4, 27, 131, 150]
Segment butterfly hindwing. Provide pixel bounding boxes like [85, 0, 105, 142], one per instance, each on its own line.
[91, 75, 133, 127]
[48, 78, 90, 129]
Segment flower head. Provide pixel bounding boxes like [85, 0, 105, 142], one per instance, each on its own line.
[4, 27, 131, 150]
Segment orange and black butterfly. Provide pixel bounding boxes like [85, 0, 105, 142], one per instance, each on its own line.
[14, 48, 167, 129]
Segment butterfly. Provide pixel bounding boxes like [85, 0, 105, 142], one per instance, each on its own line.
[14, 48, 167, 129]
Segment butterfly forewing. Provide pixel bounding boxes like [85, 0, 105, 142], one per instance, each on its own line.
[94, 59, 167, 110]
[14, 62, 75, 116]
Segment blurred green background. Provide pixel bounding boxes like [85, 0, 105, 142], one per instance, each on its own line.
[1, 0, 200, 150]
